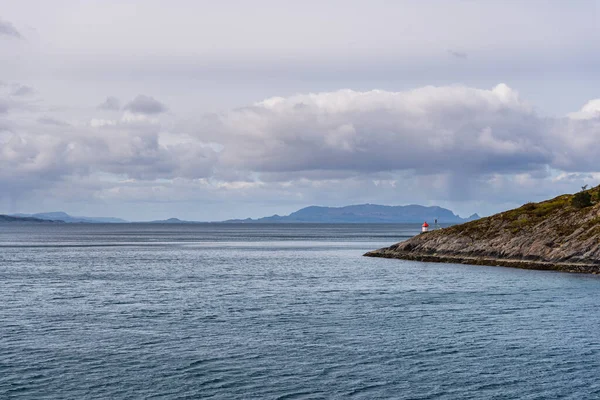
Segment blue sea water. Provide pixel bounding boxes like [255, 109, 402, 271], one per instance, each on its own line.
[1, 223, 600, 399]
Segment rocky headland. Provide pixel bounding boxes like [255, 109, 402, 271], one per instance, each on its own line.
[365, 188, 600, 274]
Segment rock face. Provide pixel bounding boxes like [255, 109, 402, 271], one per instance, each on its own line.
[365, 191, 600, 274]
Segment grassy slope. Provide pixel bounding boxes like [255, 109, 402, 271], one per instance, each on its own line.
[366, 187, 600, 272]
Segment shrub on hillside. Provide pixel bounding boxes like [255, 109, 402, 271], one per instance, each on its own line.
[522, 202, 536, 211]
[572, 191, 592, 209]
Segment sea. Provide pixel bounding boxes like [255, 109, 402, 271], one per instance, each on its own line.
[1, 223, 600, 399]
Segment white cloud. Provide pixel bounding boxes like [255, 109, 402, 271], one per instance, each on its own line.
[90, 118, 117, 128]
[568, 99, 600, 120]
[1, 81, 600, 219]
[210, 84, 549, 177]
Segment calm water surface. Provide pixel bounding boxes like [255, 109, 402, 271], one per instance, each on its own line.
[1, 223, 600, 399]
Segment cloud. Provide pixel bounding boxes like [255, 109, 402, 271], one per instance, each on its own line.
[567, 99, 600, 120]
[187, 84, 599, 213]
[10, 84, 34, 96]
[124, 95, 168, 115]
[2, 82, 600, 219]
[90, 118, 117, 127]
[3, 84, 598, 188]
[0, 18, 21, 39]
[210, 84, 550, 178]
[98, 96, 121, 111]
[37, 116, 71, 126]
[0, 84, 217, 198]
[0, 83, 36, 114]
[448, 50, 468, 59]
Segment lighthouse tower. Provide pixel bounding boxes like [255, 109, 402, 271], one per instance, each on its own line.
[421, 221, 429, 233]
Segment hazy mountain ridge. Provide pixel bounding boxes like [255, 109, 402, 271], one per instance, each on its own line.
[143, 218, 192, 224]
[12, 212, 128, 223]
[5, 204, 480, 224]
[0, 214, 64, 223]
[226, 204, 479, 223]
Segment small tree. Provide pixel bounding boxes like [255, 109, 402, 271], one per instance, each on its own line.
[572, 191, 592, 209]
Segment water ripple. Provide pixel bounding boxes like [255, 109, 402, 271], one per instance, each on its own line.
[2, 223, 600, 399]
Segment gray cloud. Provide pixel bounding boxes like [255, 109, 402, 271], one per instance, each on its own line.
[2, 82, 600, 219]
[0, 82, 42, 116]
[210, 85, 552, 178]
[11, 84, 34, 96]
[124, 95, 168, 115]
[3, 84, 600, 188]
[37, 116, 71, 126]
[448, 50, 468, 59]
[190, 85, 599, 216]
[98, 96, 120, 111]
[0, 18, 21, 38]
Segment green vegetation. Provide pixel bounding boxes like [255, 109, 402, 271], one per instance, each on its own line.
[436, 186, 600, 240]
[572, 191, 592, 209]
[498, 195, 571, 225]
[532, 196, 571, 217]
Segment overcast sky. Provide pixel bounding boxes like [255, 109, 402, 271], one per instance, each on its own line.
[1, 0, 599, 220]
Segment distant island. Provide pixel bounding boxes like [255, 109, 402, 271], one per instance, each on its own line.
[225, 204, 479, 224]
[0, 214, 64, 223]
[11, 212, 127, 224]
[365, 187, 600, 274]
[1, 205, 478, 224]
[143, 218, 191, 224]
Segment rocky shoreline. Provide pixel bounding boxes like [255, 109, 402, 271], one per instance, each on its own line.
[364, 248, 600, 274]
[364, 189, 600, 274]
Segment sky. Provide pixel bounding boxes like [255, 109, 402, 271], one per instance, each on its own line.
[1, 0, 600, 221]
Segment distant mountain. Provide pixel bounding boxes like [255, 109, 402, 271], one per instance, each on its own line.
[0, 214, 64, 223]
[8, 206, 480, 224]
[225, 204, 480, 224]
[145, 218, 194, 224]
[12, 212, 127, 223]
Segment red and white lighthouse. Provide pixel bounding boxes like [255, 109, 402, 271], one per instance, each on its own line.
[421, 221, 429, 233]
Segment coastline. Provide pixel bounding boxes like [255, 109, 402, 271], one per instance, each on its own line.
[364, 248, 600, 274]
